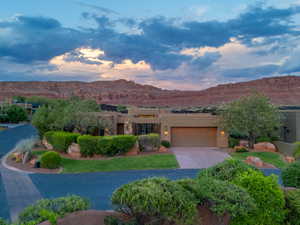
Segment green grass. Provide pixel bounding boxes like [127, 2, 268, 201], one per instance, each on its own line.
[230, 151, 287, 169]
[32, 151, 179, 173]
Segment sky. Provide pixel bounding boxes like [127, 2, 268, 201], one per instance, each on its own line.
[1, 0, 300, 90]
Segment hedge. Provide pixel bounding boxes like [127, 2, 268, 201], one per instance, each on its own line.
[44, 131, 80, 152]
[99, 135, 137, 156]
[138, 133, 160, 151]
[77, 135, 102, 157]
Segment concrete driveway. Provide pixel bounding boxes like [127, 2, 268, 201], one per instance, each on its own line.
[171, 147, 230, 169]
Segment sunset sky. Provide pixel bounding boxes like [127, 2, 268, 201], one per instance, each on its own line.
[1, 0, 300, 89]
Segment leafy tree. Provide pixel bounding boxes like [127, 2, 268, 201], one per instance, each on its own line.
[6, 105, 28, 123]
[219, 93, 281, 148]
[32, 98, 110, 136]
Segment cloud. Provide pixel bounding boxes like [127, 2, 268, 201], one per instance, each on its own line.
[0, 15, 85, 63]
[222, 64, 280, 78]
[76, 2, 119, 15]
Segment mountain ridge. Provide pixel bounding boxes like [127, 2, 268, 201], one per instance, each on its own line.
[1, 76, 300, 107]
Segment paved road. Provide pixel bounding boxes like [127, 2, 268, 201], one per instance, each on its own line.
[0, 125, 282, 221]
[172, 147, 230, 168]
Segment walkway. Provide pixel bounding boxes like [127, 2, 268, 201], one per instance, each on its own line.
[0, 125, 282, 222]
[172, 147, 230, 168]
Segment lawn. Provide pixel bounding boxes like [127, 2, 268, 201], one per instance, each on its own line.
[32, 151, 179, 173]
[230, 151, 287, 169]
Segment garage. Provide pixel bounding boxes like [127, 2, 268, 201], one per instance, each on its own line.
[171, 127, 217, 147]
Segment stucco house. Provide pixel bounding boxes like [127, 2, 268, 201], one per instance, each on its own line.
[97, 107, 228, 148]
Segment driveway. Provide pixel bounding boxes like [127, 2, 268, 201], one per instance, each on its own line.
[172, 147, 230, 169]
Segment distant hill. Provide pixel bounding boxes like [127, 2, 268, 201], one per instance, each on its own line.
[1, 76, 300, 107]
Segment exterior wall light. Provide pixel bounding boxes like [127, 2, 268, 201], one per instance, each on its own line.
[220, 131, 225, 136]
[164, 130, 169, 136]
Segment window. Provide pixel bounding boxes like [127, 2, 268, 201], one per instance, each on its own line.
[134, 123, 159, 135]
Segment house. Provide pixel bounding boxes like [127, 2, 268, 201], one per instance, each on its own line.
[97, 107, 228, 148]
[279, 106, 300, 143]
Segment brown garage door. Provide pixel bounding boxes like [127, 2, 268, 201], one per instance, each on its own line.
[171, 127, 217, 147]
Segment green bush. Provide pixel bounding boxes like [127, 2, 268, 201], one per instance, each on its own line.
[6, 105, 28, 123]
[99, 135, 137, 156]
[198, 159, 260, 182]
[176, 178, 256, 220]
[234, 146, 249, 153]
[256, 136, 272, 143]
[111, 177, 197, 225]
[293, 142, 300, 160]
[98, 136, 114, 156]
[45, 131, 80, 152]
[138, 133, 160, 151]
[232, 171, 286, 225]
[0, 218, 8, 225]
[44, 131, 55, 144]
[228, 137, 240, 148]
[282, 161, 300, 188]
[284, 188, 300, 225]
[112, 135, 137, 155]
[161, 140, 171, 148]
[18, 195, 90, 224]
[40, 151, 62, 169]
[77, 135, 101, 157]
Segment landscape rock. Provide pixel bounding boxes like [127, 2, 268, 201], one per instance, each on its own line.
[67, 143, 81, 158]
[254, 142, 277, 152]
[29, 158, 36, 166]
[42, 138, 53, 150]
[285, 156, 296, 163]
[1, 76, 300, 107]
[239, 140, 249, 148]
[158, 146, 168, 153]
[245, 156, 264, 167]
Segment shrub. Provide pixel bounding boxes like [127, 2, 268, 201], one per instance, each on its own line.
[234, 146, 249, 153]
[18, 195, 90, 224]
[6, 105, 28, 123]
[256, 136, 272, 143]
[138, 133, 160, 151]
[40, 151, 62, 169]
[111, 177, 197, 225]
[198, 159, 260, 182]
[284, 188, 300, 225]
[176, 178, 256, 220]
[0, 218, 8, 225]
[46, 131, 80, 152]
[293, 142, 300, 160]
[15, 136, 38, 154]
[112, 135, 137, 155]
[161, 140, 171, 148]
[232, 171, 286, 225]
[77, 135, 101, 157]
[282, 161, 300, 188]
[44, 131, 55, 144]
[99, 135, 137, 156]
[228, 137, 239, 148]
[98, 136, 114, 156]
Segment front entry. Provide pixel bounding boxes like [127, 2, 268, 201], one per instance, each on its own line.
[171, 127, 217, 147]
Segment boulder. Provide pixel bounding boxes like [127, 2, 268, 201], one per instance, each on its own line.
[67, 143, 81, 158]
[239, 140, 249, 148]
[285, 156, 296, 163]
[158, 146, 168, 153]
[42, 138, 53, 150]
[29, 158, 37, 166]
[245, 156, 264, 167]
[125, 142, 140, 156]
[254, 142, 277, 152]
